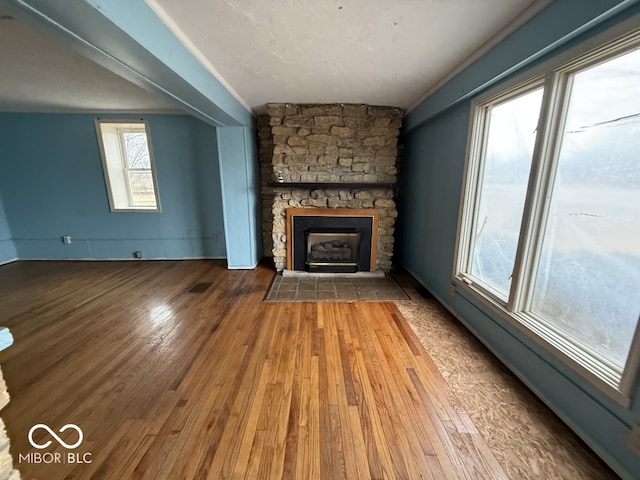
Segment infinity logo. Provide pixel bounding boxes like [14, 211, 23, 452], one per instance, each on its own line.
[28, 424, 83, 450]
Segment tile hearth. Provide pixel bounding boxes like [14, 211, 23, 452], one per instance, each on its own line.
[265, 274, 409, 301]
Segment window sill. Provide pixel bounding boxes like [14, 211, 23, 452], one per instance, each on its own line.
[452, 275, 630, 407]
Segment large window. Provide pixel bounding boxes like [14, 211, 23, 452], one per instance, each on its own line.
[95, 120, 161, 212]
[457, 28, 640, 397]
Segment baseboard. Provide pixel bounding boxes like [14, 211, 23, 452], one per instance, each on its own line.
[15, 256, 227, 262]
[0, 257, 18, 266]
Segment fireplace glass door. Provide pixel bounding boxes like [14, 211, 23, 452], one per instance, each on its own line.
[305, 229, 361, 273]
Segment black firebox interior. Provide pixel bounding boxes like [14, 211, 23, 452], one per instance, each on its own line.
[291, 215, 373, 273]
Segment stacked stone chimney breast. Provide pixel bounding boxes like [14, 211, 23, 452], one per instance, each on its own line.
[258, 103, 403, 272]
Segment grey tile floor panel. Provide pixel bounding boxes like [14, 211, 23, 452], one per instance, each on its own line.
[265, 274, 409, 301]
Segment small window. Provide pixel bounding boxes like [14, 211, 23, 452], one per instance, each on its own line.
[95, 120, 161, 212]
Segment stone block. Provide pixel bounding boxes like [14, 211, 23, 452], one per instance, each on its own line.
[308, 165, 332, 172]
[314, 115, 341, 127]
[373, 155, 397, 165]
[376, 166, 398, 175]
[297, 127, 311, 136]
[353, 146, 378, 156]
[307, 134, 333, 144]
[368, 106, 403, 117]
[362, 136, 386, 147]
[269, 116, 282, 126]
[267, 103, 286, 116]
[272, 126, 296, 136]
[338, 158, 353, 167]
[284, 154, 317, 164]
[310, 189, 325, 199]
[302, 105, 343, 116]
[336, 138, 361, 148]
[343, 174, 365, 181]
[287, 136, 307, 147]
[308, 142, 326, 155]
[316, 174, 340, 182]
[284, 115, 314, 127]
[328, 198, 348, 208]
[368, 126, 400, 136]
[352, 163, 370, 173]
[380, 217, 395, 228]
[390, 117, 403, 128]
[354, 156, 376, 164]
[380, 235, 395, 245]
[354, 191, 371, 199]
[344, 117, 374, 128]
[273, 145, 294, 155]
[273, 135, 287, 145]
[374, 117, 391, 127]
[324, 145, 339, 155]
[299, 106, 324, 116]
[318, 155, 338, 165]
[301, 198, 328, 208]
[342, 104, 368, 117]
[339, 190, 352, 200]
[330, 126, 355, 138]
[292, 189, 309, 198]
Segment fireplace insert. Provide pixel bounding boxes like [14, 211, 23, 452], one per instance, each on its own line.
[305, 229, 361, 273]
[289, 212, 375, 272]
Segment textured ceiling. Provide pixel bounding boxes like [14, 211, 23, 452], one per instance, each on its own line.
[0, 0, 548, 115]
[149, 0, 544, 113]
[0, 15, 183, 113]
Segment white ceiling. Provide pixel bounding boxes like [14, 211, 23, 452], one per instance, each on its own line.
[0, 14, 183, 113]
[0, 0, 548, 116]
[149, 0, 545, 113]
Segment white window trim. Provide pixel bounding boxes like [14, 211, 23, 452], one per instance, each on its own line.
[453, 14, 640, 404]
[95, 119, 162, 213]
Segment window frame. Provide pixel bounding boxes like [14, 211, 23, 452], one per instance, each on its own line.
[95, 119, 161, 213]
[454, 16, 640, 404]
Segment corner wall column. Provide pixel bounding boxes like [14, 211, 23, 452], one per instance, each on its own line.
[217, 126, 262, 269]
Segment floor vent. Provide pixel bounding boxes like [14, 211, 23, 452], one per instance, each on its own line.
[187, 282, 212, 293]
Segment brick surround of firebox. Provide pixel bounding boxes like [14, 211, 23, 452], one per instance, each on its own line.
[258, 103, 403, 272]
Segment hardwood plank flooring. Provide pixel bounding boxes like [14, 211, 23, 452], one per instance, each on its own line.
[0, 260, 506, 479]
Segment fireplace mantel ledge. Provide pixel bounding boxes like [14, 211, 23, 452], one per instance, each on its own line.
[267, 182, 395, 189]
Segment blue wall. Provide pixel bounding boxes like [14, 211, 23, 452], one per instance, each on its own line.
[0, 192, 16, 264]
[399, 3, 640, 479]
[217, 126, 262, 269]
[0, 113, 226, 260]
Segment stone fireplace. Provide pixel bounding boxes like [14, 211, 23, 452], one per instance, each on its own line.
[258, 103, 402, 272]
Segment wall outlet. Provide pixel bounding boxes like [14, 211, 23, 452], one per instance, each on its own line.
[62, 235, 72, 244]
[628, 424, 640, 456]
[211, 234, 218, 242]
[134, 251, 143, 260]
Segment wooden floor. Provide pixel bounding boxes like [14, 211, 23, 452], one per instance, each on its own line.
[0, 260, 506, 480]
